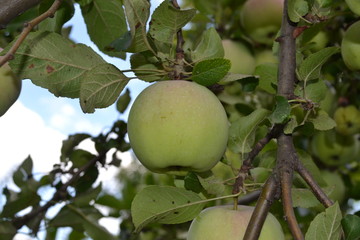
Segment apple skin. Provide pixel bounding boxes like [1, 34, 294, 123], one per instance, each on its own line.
[322, 171, 346, 204]
[346, 0, 360, 15]
[187, 205, 285, 240]
[341, 20, 360, 70]
[240, 0, 284, 45]
[222, 40, 256, 75]
[127, 80, 229, 175]
[0, 63, 21, 117]
[311, 131, 360, 166]
[333, 105, 360, 136]
[254, 50, 278, 66]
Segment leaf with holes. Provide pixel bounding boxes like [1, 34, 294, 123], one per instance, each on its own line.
[131, 185, 204, 233]
[6, 31, 106, 98]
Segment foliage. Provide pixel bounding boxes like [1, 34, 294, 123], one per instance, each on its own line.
[1, 0, 360, 239]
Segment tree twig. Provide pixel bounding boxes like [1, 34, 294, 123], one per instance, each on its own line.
[232, 124, 283, 195]
[277, 134, 304, 239]
[296, 161, 333, 208]
[0, 0, 63, 67]
[12, 151, 107, 230]
[274, 0, 304, 238]
[243, 175, 279, 240]
[0, 0, 42, 29]
[170, 0, 185, 80]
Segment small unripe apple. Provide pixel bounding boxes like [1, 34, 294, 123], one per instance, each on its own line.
[222, 40, 256, 75]
[0, 62, 21, 116]
[254, 50, 278, 66]
[346, 0, 360, 15]
[187, 205, 285, 240]
[322, 171, 346, 204]
[333, 105, 360, 135]
[127, 80, 229, 175]
[307, 31, 329, 52]
[311, 131, 359, 166]
[240, 0, 284, 45]
[341, 20, 360, 70]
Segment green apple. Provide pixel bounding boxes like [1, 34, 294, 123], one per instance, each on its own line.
[311, 131, 360, 166]
[240, 0, 284, 45]
[254, 50, 278, 66]
[187, 205, 285, 240]
[322, 171, 346, 204]
[341, 20, 360, 70]
[334, 105, 360, 135]
[222, 40, 256, 75]
[307, 31, 329, 52]
[0, 62, 21, 117]
[346, 0, 360, 15]
[127, 80, 229, 175]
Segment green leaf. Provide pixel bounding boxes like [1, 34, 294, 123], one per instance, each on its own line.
[13, 156, 33, 188]
[61, 133, 91, 162]
[7, 31, 106, 98]
[197, 172, 225, 196]
[130, 51, 166, 82]
[229, 108, 270, 153]
[96, 194, 124, 210]
[308, 110, 336, 131]
[295, 79, 327, 103]
[149, 1, 196, 45]
[269, 96, 291, 124]
[49, 205, 103, 231]
[131, 185, 204, 233]
[79, 63, 129, 113]
[0, 221, 17, 240]
[254, 63, 278, 94]
[1, 184, 41, 217]
[292, 187, 333, 208]
[191, 27, 224, 62]
[81, 0, 127, 57]
[70, 149, 96, 169]
[288, 0, 309, 22]
[39, 0, 75, 33]
[342, 214, 360, 240]
[191, 58, 231, 86]
[284, 115, 298, 134]
[123, 0, 151, 53]
[297, 149, 326, 187]
[184, 172, 204, 194]
[305, 203, 342, 240]
[298, 47, 340, 82]
[116, 88, 131, 113]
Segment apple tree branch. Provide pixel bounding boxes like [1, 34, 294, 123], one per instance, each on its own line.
[0, 0, 63, 67]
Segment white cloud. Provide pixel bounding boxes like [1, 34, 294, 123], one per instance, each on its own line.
[0, 101, 66, 186]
